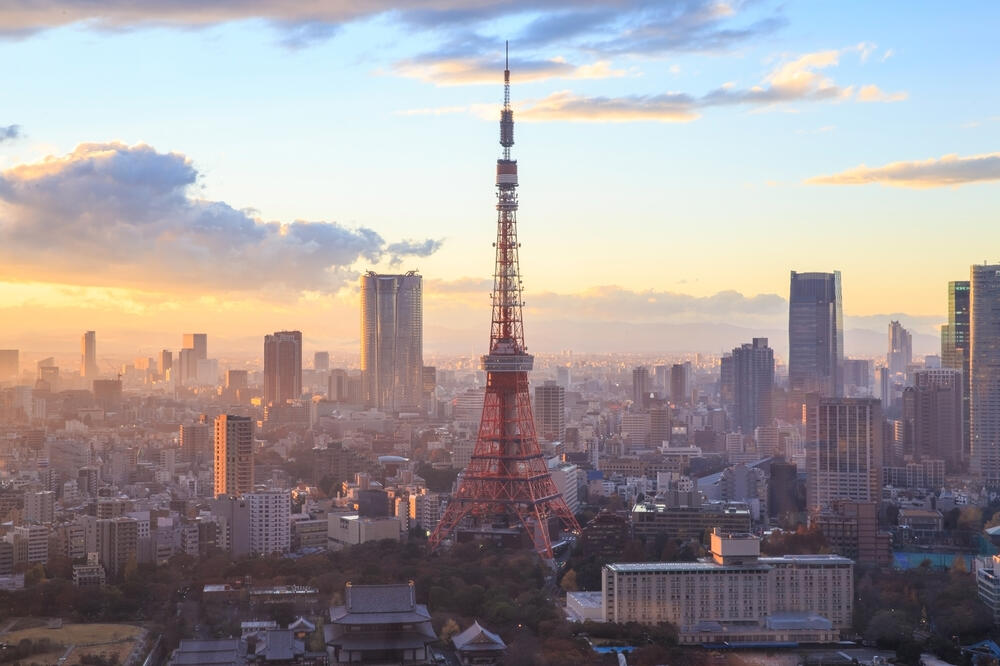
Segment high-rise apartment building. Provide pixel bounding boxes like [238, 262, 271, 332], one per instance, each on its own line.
[23, 490, 55, 524]
[942, 280, 971, 459]
[81, 330, 98, 379]
[180, 422, 212, 467]
[902, 368, 963, 470]
[0, 350, 18, 383]
[182, 333, 207, 361]
[360, 272, 423, 411]
[971, 264, 1000, 485]
[535, 380, 566, 442]
[264, 331, 302, 405]
[213, 415, 254, 496]
[247, 491, 291, 555]
[805, 397, 883, 511]
[732, 338, 775, 434]
[789, 271, 843, 397]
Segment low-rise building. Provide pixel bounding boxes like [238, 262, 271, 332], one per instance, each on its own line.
[327, 514, 400, 550]
[325, 582, 436, 665]
[600, 530, 853, 644]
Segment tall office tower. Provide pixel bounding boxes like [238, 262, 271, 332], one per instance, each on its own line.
[176, 348, 197, 386]
[226, 369, 248, 391]
[671, 363, 689, 405]
[732, 338, 775, 435]
[650, 406, 670, 447]
[901, 368, 963, 470]
[158, 349, 172, 378]
[314, 351, 330, 372]
[0, 350, 18, 383]
[887, 320, 912, 377]
[971, 264, 1000, 485]
[81, 331, 98, 379]
[263, 331, 302, 405]
[180, 422, 211, 467]
[213, 414, 254, 496]
[556, 366, 572, 391]
[843, 359, 872, 395]
[360, 271, 423, 411]
[788, 271, 844, 397]
[422, 366, 437, 411]
[648, 365, 665, 397]
[182, 333, 207, 361]
[428, 53, 580, 557]
[535, 380, 567, 442]
[942, 280, 971, 458]
[632, 366, 650, 408]
[329, 369, 348, 402]
[805, 397, 883, 511]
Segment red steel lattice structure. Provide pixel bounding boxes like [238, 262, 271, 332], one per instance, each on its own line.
[428, 47, 581, 557]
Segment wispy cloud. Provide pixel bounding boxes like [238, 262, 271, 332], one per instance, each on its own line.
[493, 47, 905, 123]
[0, 143, 442, 294]
[393, 56, 625, 86]
[807, 152, 1000, 188]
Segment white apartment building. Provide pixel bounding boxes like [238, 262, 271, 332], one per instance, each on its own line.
[247, 491, 291, 556]
[600, 530, 853, 644]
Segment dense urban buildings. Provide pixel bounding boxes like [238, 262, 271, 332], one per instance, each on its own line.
[263, 330, 303, 406]
[360, 271, 424, 412]
[788, 271, 843, 397]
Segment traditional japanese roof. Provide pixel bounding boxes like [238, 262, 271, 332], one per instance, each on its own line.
[452, 621, 506, 653]
[330, 582, 432, 625]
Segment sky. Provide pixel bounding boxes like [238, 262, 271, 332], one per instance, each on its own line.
[0, 1, 998, 360]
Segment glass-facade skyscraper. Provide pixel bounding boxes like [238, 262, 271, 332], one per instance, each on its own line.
[971, 265, 1000, 485]
[788, 271, 843, 397]
[360, 271, 423, 412]
[732, 337, 775, 435]
[942, 280, 971, 459]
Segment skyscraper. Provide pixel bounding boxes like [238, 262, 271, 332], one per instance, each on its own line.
[805, 397, 883, 511]
[182, 333, 207, 361]
[314, 351, 330, 372]
[971, 264, 1000, 485]
[632, 366, 650, 409]
[0, 350, 18, 383]
[901, 368, 963, 470]
[213, 414, 254, 496]
[942, 280, 971, 458]
[81, 331, 98, 379]
[158, 349, 172, 379]
[732, 338, 775, 435]
[671, 363, 690, 406]
[264, 331, 302, 405]
[535, 380, 566, 443]
[887, 320, 912, 377]
[789, 271, 843, 397]
[360, 272, 423, 411]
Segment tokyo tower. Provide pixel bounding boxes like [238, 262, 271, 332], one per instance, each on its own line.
[428, 45, 581, 557]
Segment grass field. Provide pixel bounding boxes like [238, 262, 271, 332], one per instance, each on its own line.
[1, 623, 145, 665]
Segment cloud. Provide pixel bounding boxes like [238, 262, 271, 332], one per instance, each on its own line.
[502, 48, 906, 123]
[393, 56, 625, 86]
[856, 84, 907, 102]
[0, 125, 20, 142]
[807, 152, 1000, 188]
[0, 0, 782, 56]
[0, 142, 441, 294]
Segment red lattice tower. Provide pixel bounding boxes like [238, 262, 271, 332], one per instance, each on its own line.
[428, 45, 581, 557]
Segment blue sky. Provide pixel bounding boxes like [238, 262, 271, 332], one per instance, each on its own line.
[0, 1, 998, 355]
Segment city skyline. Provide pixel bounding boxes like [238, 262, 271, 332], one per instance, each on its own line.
[1, 3, 998, 355]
